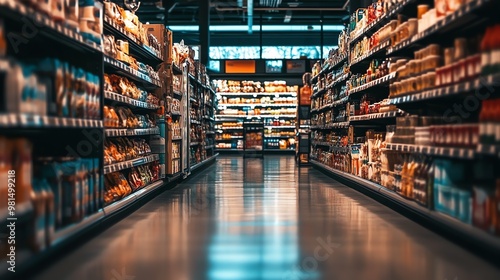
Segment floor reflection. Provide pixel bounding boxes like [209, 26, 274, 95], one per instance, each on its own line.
[208, 157, 301, 280]
[33, 156, 500, 280]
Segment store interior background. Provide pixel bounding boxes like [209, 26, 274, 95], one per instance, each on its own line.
[2, 0, 500, 279]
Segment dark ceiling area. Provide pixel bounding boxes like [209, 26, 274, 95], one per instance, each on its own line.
[133, 0, 349, 26]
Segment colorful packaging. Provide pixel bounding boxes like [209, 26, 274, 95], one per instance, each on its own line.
[40, 179, 55, 247]
[79, 0, 103, 45]
[65, 0, 80, 30]
[40, 161, 64, 228]
[60, 160, 81, 224]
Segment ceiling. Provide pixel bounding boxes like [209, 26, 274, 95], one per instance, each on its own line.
[132, 0, 350, 26]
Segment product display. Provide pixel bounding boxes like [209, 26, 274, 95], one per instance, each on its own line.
[0, 1, 219, 275]
[4, 0, 500, 277]
[104, 161, 160, 205]
[103, 0, 161, 58]
[309, 0, 500, 247]
[1, 57, 101, 119]
[215, 80, 298, 152]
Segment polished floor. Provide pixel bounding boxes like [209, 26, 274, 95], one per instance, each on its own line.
[34, 156, 500, 280]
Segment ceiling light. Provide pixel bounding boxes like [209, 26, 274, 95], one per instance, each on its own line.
[167, 25, 344, 32]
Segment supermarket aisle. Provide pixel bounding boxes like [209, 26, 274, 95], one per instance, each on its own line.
[34, 156, 500, 280]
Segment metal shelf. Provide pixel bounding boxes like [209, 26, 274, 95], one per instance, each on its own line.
[217, 92, 298, 96]
[311, 53, 348, 83]
[349, 0, 416, 45]
[104, 56, 161, 89]
[348, 72, 397, 95]
[103, 16, 163, 65]
[311, 121, 350, 130]
[264, 125, 296, 129]
[172, 90, 184, 99]
[390, 74, 500, 105]
[217, 127, 243, 130]
[104, 154, 159, 174]
[349, 110, 402, 122]
[172, 63, 183, 74]
[265, 135, 295, 138]
[0, 0, 102, 54]
[216, 137, 244, 140]
[105, 91, 160, 110]
[219, 103, 297, 108]
[387, 0, 492, 56]
[216, 114, 296, 119]
[350, 40, 391, 72]
[105, 127, 160, 137]
[310, 159, 500, 260]
[385, 143, 476, 160]
[476, 144, 500, 158]
[0, 114, 102, 129]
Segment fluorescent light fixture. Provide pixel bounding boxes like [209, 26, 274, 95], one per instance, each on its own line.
[248, 0, 253, 34]
[167, 25, 344, 32]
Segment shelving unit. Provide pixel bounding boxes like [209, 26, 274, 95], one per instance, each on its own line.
[309, 0, 500, 257]
[102, 4, 166, 210]
[186, 63, 218, 171]
[103, 16, 163, 64]
[104, 91, 160, 110]
[215, 82, 298, 153]
[311, 159, 500, 259]
[104, 154, 160, 174]
[0, 1, 105, 277]
[105, 128, 160, 137]
[104, 56, 162, 88]
[0, 114, 103, 128]
[0, 0, 103, 53]
[0, 2, 220, 277]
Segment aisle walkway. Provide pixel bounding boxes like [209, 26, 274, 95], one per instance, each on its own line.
[35, 156, 500, 280]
